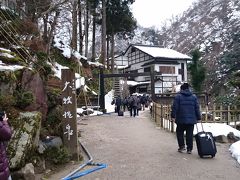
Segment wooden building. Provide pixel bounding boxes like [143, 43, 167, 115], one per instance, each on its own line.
[115, 44, 192, 94]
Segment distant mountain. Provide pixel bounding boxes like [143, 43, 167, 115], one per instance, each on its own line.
[125, 0, 240, 97]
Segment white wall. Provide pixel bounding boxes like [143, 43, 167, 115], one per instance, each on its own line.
[115, 55, 128, 66]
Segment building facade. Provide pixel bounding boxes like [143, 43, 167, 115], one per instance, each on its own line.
[116, 44, 192, 94]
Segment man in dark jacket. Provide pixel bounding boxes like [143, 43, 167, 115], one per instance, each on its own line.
[128, 94, 138, 117]
[0, 112, 12, 180]
[171, 83, 201, 154]
[115, 96, 122, 115]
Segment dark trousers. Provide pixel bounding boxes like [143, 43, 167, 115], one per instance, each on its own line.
[176, 124, 194, 151]
[129, 107, 137, 117]
[123, 104, 127, 111]
[116, 105, 121, 114]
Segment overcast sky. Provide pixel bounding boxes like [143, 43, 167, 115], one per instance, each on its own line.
[131, 0, 197, 28]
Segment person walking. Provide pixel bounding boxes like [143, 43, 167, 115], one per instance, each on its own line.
[140, 94, 147, 111]
[128, 94, 138, 117]
[115, 95, 122, 115]
[0, 111, 12, 180]
[171, 83, 201, 154]
[136, 95, 141, 116]
[122, 97, 128, 112]
[127, 95, 134, 117]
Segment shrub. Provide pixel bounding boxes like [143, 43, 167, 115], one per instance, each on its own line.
[45, 105, 63, 136]
[43, 146, 70, 165]
[47, 87, 62, 109]
[14, 90, 34, 109]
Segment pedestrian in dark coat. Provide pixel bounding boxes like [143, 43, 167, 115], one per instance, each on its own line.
[136, 96, 141, 116]
[171, 83, 201, 154]
[0, 112, 12, 180]
[115, 96, 122, 115]
[128, 94, 139, 117]
[122, 97, 128, 112]
[140, 94, 147, 110]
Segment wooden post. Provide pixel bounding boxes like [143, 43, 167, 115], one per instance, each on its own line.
[227, 106, 231, 125]
[61, 69, 79, 159]
[150, 67, 156, 101]
[205, 104, 208, 122]
[160, 105, 163, 128]
[154, 103, 157, 123]
[213, 104, 216, 122]
[156, 104, 159, 126]
[99, 67, 105, 111]
[220, 105, 223, 122]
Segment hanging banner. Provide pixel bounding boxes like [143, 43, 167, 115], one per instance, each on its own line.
[61, 69, 79, 159]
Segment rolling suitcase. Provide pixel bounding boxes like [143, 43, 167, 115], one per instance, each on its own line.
[118, 110, 124, 116]
[195, 123, 217, 158]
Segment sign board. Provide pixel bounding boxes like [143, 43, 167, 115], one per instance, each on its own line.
[61, 69, 79, 159]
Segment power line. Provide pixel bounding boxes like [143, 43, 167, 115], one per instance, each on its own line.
[0, 25, 29, 62]
[0, 9, 34, 61]
[0, 8, 22, 34]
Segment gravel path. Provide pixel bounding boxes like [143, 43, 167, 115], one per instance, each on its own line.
[48, 109, 240, 180]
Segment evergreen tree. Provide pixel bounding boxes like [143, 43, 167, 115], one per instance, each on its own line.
[188, 49, 206, 92]
[219, 33, 240, 78]
[216, 32, 240, 105]
[106, 0, 136, 71]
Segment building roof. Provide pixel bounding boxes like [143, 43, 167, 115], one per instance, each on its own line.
[126, 44, 191, 60]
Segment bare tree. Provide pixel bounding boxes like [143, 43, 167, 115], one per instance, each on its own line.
[110, 33, 115, 72]
[71, 0, 78, 50]
[78, 0, 83, 54]
[84, 0, 89, 57]
[100, 0, 106, 65]
[90, 0, 99, 62]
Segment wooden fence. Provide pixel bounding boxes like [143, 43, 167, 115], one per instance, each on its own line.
[151, 103, 240, 133]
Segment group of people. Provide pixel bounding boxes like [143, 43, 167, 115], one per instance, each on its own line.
[112, 93, 151, 117]
[112, 82, 201, 154]
[0, 82, 200, 180]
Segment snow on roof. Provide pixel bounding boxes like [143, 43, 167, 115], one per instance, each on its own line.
[116, 65, 129, 70]
[120, 79, 150, 86]
[133, 45, 191, 60]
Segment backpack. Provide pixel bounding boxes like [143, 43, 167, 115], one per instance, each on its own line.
[123, 98, 128, 105]
[128, 97, 134, 107]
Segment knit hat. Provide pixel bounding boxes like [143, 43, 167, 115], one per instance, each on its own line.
[180, 83, 190, 90]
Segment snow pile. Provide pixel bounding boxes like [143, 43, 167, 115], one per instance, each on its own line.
[194, 123, 240, 138]
[229, 141, 240, 164]
[104, 89, 115, 113]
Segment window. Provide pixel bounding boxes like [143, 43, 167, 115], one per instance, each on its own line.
[131, 47, 136, 53]
[159, 66, 175, 74]
[144, 67, 151, 72]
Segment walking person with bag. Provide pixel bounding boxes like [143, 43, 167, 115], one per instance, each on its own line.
[0, 111, 12, 180]
[171, 83, 201, 154]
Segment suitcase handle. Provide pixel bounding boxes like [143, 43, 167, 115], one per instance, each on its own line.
[196, 121, 204, 133]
